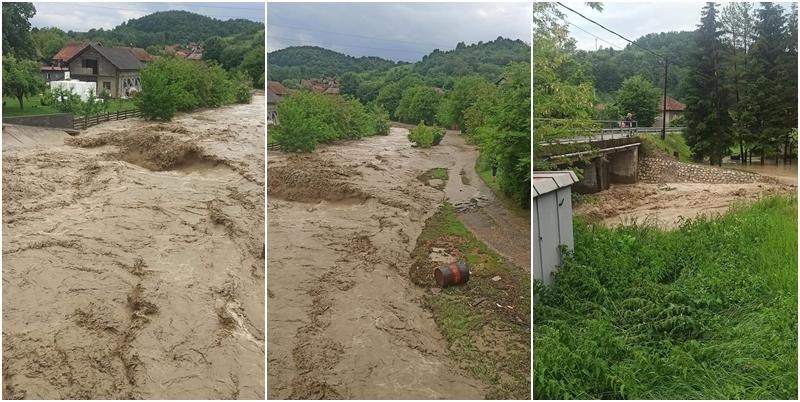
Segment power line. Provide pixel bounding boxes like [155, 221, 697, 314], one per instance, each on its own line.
[556, 2, 663, 59]
[268, 35, 429, 56]
[58, 2, 264, 21]
[268, 23, 452, 49]
[565, 21, 624, 50]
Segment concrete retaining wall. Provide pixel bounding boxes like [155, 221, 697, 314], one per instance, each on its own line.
[640, 157, 763, 184]
[2, 113, 73, 129]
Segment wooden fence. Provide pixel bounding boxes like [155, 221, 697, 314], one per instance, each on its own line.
[73, 109, 142, 130]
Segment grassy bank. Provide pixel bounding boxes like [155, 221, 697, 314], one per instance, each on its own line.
[411, 203, 531, 399]
[534, 196, 798, 399]
[638, 132, 692, 162]
[476, 153, 531, 218]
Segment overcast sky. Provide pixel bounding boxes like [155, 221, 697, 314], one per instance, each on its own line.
[30, 2, 264, 32]
[267, 2, 532, 62]
[563, 2, 795, 51]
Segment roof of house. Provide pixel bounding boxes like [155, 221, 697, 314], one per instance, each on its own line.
[53, 42, 88, 62]
[122, 47, 155, 62]
[57, 43, 144, 70]
[267, 81, 290, 96]
[175, 50, 189, 59]
[662, 96, 686, 111]
[323, 86, 340, 95]
[186, 52, 202, 60]
[92, 46, 143, 70]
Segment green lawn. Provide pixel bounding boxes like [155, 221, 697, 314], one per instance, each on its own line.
[3, 94, 136, 118]
[534, 196, 798, 399]
[2, 95, 59, 117]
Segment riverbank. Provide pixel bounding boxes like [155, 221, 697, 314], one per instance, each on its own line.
[535, 196, 798, 399]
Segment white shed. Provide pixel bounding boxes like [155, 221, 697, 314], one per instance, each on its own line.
[49, 79, 98, 102]
[533, 171, 578, 287]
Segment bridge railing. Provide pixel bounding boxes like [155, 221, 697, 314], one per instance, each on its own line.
[535, 118, 639, 144]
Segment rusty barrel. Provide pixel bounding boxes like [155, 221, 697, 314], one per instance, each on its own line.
[434, 262, 470, 288]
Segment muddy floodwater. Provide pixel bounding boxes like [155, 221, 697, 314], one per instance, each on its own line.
[722, 161, 798, 186]
[267, 127, 517, 399]
[575, 181, 795, 228]
[2, 97, 265, 399]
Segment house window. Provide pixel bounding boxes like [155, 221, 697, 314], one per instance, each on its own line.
[103, 81, 111, 91]
[82, 59, 98, 75]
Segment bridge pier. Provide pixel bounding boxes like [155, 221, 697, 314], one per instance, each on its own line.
[571, 146, 640, 194]
[609, 146, 638, 184]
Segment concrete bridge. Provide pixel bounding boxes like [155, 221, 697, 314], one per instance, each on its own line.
[539, 137, 642, 194]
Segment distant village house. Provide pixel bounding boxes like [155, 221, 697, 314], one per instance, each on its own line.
[267, 80, 290, 124]
[654, 96, 686, 127]
[44, 42, 155, 98]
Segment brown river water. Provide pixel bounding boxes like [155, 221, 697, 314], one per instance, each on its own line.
[2, 97, 265, 399]
[267, 127, 525, 399]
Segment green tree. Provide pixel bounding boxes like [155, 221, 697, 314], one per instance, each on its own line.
[136, 59, 178, 120]
[31, 27, 69, 59]
[2, 55, 44, 110]
[613, 75, 660, 126]
[684, 2, 733, 165]
[436, 75, 491, 129]
[203, 36, 225, 64]
[2, 2, 36, 59]
[395, 86, 442, 125]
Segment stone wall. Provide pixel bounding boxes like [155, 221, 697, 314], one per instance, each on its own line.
[640, 157, 764, 184]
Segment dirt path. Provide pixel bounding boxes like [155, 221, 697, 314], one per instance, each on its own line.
[268, 127, 492, 399]
[2, 97, 265, 399]
[574, 181, 795, 228]
[438, 131, 531, 271]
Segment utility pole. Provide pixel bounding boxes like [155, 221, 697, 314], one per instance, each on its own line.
[661, 58, 668, 140]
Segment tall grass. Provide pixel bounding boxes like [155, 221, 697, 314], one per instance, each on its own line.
[534, 196, 798, 399]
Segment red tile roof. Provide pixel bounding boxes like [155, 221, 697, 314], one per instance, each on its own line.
[267, 81, 290, 96]
[123, 47, 155, 62]
[662, 96, 686, 111]
[52, 42, 88, 62]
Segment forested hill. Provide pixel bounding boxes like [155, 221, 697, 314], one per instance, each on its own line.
[267, 46, 402, 82]
[267, 37, 531, 85]
[415, 37, 531, 86]
[59, 10, 263, 49]
[576, 31, 694, 100]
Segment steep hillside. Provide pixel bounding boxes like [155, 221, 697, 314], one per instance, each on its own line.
[267, 46, 401, 82]
[68, 10, 264, 48]
[267, 37, 530, 85]
[576, 31, 694, 99]
[414, 37, 531, 86]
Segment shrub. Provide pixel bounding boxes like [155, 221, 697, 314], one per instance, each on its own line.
[408, 121, 445, 148]
[136, 58, 239, 121]
[369, 104, 391, 135]
[271, 91, 388, 152]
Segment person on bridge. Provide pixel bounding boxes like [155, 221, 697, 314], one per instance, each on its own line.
[624, 113, 634, 128]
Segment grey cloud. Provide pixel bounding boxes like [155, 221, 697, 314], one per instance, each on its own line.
[31, 2, 263, 32]
[267, 2, 531, 62]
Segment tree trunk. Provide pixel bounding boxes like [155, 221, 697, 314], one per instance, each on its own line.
[17, 94, 24, 111]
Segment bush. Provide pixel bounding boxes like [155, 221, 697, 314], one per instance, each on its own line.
[136, 58, 239, 121]
[51, 87, 82, 113]
[368, 103, 391, 135]
[408, 121, 445, 148]
[271, 91, 388, 152]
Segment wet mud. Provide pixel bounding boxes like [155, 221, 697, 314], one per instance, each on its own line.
[574, 181, 795, 228]
[267, 127, 491, 399]
[2, 97, 265, 399]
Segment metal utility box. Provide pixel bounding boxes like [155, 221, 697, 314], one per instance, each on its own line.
[533, 171, 578, 286]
